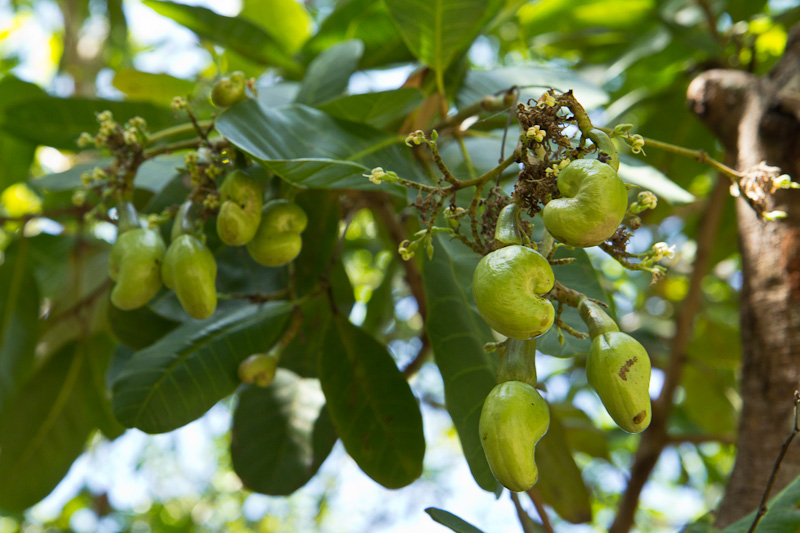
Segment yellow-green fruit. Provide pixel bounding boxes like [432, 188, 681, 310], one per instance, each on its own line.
[542, 159, 628, 247]
[216, 170, 263, 246]
[162, 234, 217, 319]
[587, 332, 652, 433]
[238, 353, 279, 387]
[246, 200, 308, 267]
[108, 228, 166, 310]
[472, 245, 555, 340]
[211, 71, 246, 107]
[479, 381, 550, 492]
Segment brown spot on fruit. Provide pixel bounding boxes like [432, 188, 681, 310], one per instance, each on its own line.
[633, 410, 647, 424]
[618, 356, 638, 380]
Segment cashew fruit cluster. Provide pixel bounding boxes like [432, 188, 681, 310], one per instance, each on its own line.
[216, 170, 263, 246]
[580, 299, 652, 433]
[247, 199, 308, 267]
[472, 245, 554, 340]
[211, 71, 246, 107]
[479, 380, 550, 492]
[542, 159, 628, 248]
[108, 202, 165, 311]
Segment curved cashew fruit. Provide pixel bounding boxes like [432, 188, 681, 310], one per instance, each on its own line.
[216, 170, 263, 246]
[246, 199, 308, 267]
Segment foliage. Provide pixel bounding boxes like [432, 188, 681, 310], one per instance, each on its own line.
[1, 0, 798, 531]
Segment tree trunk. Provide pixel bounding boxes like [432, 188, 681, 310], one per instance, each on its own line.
[687, 24, 800, 527]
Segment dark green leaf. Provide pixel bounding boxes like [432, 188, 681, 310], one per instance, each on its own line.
[1, 97, 177, 150]
[231, 369, 334, 495]
[215, 101, 416, 195]
[143, 0, 302, 76]
[421, 235, 499, 492]
[293, 189, 342, 297]
[0, 240, 40, 418]
[384, 0, 489, 76]
[425, 508, 486, 533]
[112, 302, 292, 433]
[32, 155, 182, 194]
[108, 301, 181, 350]
[318, 315, 425, 489]
[317, 88, 425, 130]
[722, 473, 800, 532]
[0, 336, 114, 512]
[295, 40, 364, 106]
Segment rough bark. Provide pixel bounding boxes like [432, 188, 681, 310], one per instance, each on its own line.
[687, 24, 800, 527]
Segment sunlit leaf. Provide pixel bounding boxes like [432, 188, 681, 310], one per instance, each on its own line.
[618, 155, 695, 205]
[425, 507, 487, 533]
[112, 69, 196, 106]
[240, 0, 312, 55]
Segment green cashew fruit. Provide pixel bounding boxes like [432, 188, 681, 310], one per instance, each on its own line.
[542, 159, 628, 248]
[479, 381, 550, 492]
[472, 245, 555, 340]
[495, 203, 523, 246]
[216, 170, 263, 246]
[211, 71, 246, 107]
[108, 228, 166, 310]
[162, 234, 218, 319]
[587, 332, 652, 433]
[238, 353, 279, 387]
[586, 128, 619, 171]
[246, 199, 308, 267]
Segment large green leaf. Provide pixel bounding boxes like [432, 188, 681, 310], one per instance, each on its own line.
[112, 302, 292, 433]
[295, 40, 364, 106]
[239, 0, 312, 55]
[32, 155, 183, 194]
[142, 0, 302, 76]
[230, 369, 335, 495]
[112, 69, 196, 106]
[384, 0, 489, 78]
[425, 508, 486, 533]
[304, 0, 414, 70]
[421, 235, 499, 492]
[457, 65, 609, 112]
[536, 246, 611, 358]
[318, 315, 425, 489]
[0, 336, 115, 512]
[721, 473, 800, 532]
[0, 241, 40, 418]
[215, 101, 416, 195]
[293, 189, 343, 296]
[0, 76, 46, 188]
[108, 302, 181, 351]
[618, 155, 695, 205]
[317, 88, 425, 130]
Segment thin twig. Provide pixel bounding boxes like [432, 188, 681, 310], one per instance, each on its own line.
[526, 489, 555, 533]
[510, 492, 544, 533]
[747, 391, 800, 533]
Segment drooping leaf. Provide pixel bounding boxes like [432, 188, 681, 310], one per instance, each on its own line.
[292, 189, 342, 297]
[142, 0, 302, 76]
[112, 69, 196, 106]
[108, 302, 181, 351]
[215, 101, 417, 195]
[239, 0, 313, 55]
[384, 0, 489, 78]
[618, 155, 696, 205]
[0, 97, 177, 150]
[0, 336, 115, 512]
[231, 369, 335, 495]
[112, 302, 292, 433]
[317, 88, 425, 130]
[425, 508, 487, 533]
[421, 235, 499, 492]
[721, 473, 800, 532]
[318, 315, 425, 489]
[0, 241, 40, 418]
[295, 40, 364, 106]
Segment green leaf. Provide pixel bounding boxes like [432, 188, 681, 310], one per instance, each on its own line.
[295, 40, 364, 106]
[425, 508, 486, 533]
[317, 88, 425, 130]
[0, 336, 115, 512]
[384, 0, 489, 78]
[457, 65, 609, 112]
[680, 364, 737, 436]
[239, 0, 312, 55]
[421, 235, 499, 492]
[618, 155, 695, 205]
[304, 0, 414, 70]
[143, 0, 302, 76]
[536, 246, 611, 358]
[230, 369, 335, 495]
[293, 189, 343, 297]
[32, 155, 183, 194]
[0, 240, 40, 419]
[318, 315, 425, 489]
[535, 410, 593, 524]
[722, 473, 800, 532]
[112, 69, 196, 106]
[552, 403, 609, 460]
[0, 97, 177, 150]
[112, 302, 292, 433]
[0, 76, 45, 188]
[215, 101, 417, 195]
[108, 302, 181, 351]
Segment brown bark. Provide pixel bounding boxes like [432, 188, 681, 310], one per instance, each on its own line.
[687, 24, 800, 527]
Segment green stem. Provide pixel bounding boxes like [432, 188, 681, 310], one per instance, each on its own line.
[147, 120, 214, 145]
